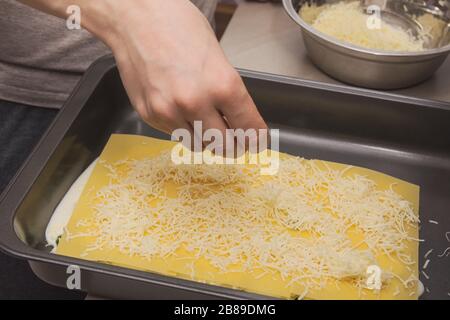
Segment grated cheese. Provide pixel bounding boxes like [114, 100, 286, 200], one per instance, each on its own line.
[300, 1, 426, 52]
[62, 149, 419, 295]
[438, 247, 450, 258]
[424, 249, 433, 259]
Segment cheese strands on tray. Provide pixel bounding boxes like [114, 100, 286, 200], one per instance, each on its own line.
[299, 1, 427, 52]
[55, 134, 420, 299]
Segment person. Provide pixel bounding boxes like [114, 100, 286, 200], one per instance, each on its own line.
[0, 0, 267, 299]
[1, 0, 267, 136]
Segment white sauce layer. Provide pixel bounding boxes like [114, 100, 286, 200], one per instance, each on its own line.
[45, 159, 98, 249]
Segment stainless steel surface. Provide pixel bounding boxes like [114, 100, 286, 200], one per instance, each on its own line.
[1, 56, 450, 299]
[283, 0, 450, 89]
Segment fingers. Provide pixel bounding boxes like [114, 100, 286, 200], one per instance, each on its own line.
[169, 85, 229, 150]
[181, 107, 230, 152]
[141, 99, 192, 137]
[213, 71, 267, 132]
[212, 70, 268, 153]
[137, 71, 268, 156]
[119, 54, 267, 154]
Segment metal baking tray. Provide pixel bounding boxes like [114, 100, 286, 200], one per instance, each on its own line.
[1, 55, 449, 299]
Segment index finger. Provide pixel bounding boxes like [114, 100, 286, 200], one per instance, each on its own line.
[216, 79, 267, 131]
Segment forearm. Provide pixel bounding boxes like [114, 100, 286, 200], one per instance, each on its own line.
[17, 0, 267, 136]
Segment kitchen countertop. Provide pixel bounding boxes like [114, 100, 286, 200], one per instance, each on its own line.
[220, 2, 450, 103]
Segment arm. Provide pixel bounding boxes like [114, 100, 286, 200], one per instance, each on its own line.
[18, 0, 267, 140]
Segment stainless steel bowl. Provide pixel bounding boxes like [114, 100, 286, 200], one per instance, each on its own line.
[283, 0, 450, 89]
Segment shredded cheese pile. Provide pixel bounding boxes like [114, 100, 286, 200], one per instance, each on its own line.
[65, 150, 419, 294]
[300, 1, 426, 52]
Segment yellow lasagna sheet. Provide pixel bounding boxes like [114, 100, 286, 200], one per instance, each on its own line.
[56, 134, 420, 300]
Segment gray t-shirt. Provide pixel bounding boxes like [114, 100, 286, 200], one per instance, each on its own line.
[0, 0, 217, 108]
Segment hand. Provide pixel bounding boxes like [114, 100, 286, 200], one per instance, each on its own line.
[98, 0, 267, 141]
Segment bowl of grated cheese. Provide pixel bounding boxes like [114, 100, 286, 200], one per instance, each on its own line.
[283, 0, 450, 89]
